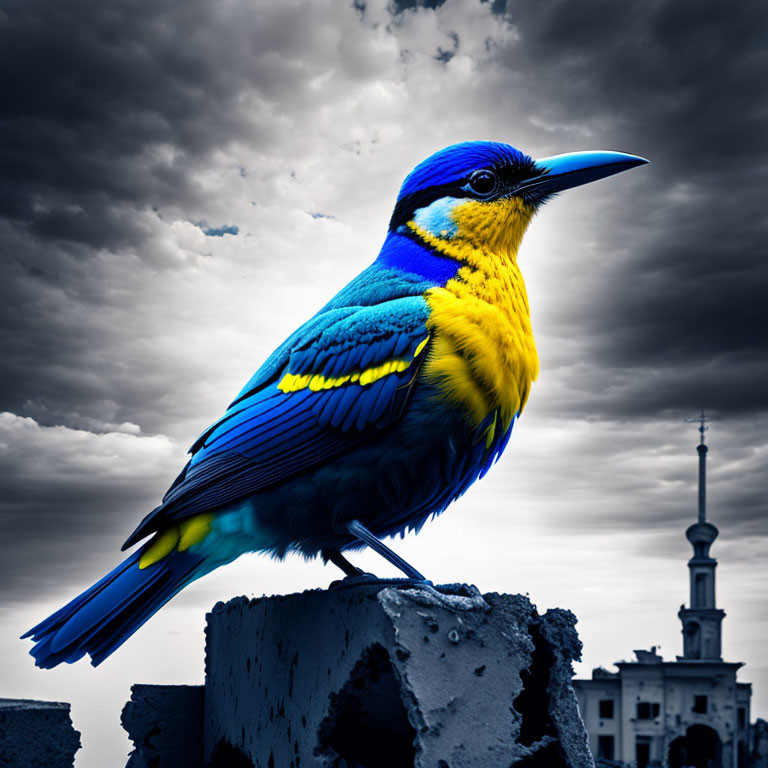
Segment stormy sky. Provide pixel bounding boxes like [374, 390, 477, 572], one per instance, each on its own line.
[1, 0, 766, 764]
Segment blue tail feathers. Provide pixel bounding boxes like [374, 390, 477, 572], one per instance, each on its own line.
[22, 550, 205, 668]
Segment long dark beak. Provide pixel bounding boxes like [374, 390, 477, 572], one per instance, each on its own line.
[519, 150, 649, 197]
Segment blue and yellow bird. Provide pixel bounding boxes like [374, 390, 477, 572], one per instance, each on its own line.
[24, 141, 647, 667]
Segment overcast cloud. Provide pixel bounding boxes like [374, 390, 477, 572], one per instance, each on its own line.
[1, 1, 766, 765]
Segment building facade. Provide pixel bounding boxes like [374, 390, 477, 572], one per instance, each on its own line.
[573, 419, 752, 768]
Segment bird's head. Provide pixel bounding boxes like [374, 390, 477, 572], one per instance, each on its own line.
[389, 141, 647, 260]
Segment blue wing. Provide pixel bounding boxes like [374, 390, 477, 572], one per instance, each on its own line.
[122, 295, 431, 549]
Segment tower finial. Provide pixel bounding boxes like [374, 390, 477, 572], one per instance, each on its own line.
[685, 410, 712, 445]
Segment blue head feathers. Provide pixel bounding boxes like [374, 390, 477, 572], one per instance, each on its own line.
[397, 141, 533, 200]
[388, 141, 540, 232]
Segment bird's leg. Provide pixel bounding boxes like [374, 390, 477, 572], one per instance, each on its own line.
[346, 519, 427, 581]
[322, 547, 365, 578]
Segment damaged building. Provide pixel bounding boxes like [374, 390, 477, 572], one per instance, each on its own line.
[573, 417, 753, 768]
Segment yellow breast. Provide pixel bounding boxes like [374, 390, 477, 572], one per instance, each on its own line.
[412, 196, 539, 432]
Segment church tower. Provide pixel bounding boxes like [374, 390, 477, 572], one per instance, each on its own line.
[678, 413, 725, 661]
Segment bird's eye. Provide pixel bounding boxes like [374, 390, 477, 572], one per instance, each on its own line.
[467, 169, 498, 197]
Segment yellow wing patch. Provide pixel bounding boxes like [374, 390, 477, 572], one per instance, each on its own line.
[277, 339, 428, 394]
[413, 336, 430, 358]
[139, 513, 214, 569]
[484, 410, 498, 450]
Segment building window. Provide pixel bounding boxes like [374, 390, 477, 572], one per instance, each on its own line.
[685, 621, 702, 659]
[636, 736, 652, 768]
[738, 707, 746, 729]
[693, 695, 708, 714]
[695, 573, 707, 606]
[636, 701, 661, 719]
[598, 735, 615, 760]
[599, 699, 614, 719]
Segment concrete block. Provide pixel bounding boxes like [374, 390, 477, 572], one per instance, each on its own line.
[121, 684, 204, 768]
[0, 699, 80, 768]
[204, 584, 594, 768]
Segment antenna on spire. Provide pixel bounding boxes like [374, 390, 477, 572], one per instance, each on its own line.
[685, 410, 718, 445]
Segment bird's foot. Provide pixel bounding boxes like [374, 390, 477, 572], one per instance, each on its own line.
[328, 572, 434, 591]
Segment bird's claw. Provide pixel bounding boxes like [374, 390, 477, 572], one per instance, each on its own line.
[328, 573, 434, 591]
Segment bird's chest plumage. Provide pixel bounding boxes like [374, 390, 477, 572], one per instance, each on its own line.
[413, 220, 539, 433]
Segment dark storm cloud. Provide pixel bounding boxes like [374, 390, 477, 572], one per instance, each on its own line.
[0, 0, 288, 249]
[0, 0, 344, 431]
[496, 0, 768, 417]
[0, 0, 238, 427]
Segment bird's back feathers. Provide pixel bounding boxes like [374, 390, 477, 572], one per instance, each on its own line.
[124, 286, 433, 549]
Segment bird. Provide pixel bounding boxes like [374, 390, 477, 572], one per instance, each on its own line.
[23, 141, 647, 668]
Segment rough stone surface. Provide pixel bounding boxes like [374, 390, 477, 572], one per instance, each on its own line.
[0, 698, 80, 768]
[204, 583, 594, 768]
[121, 684, 204, 768]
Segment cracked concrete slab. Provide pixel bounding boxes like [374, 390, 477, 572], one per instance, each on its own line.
[203, 584, 594, 768]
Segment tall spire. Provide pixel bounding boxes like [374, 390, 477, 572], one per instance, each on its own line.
[678, 412, 725, 661]
[685, 410, 712, 524]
